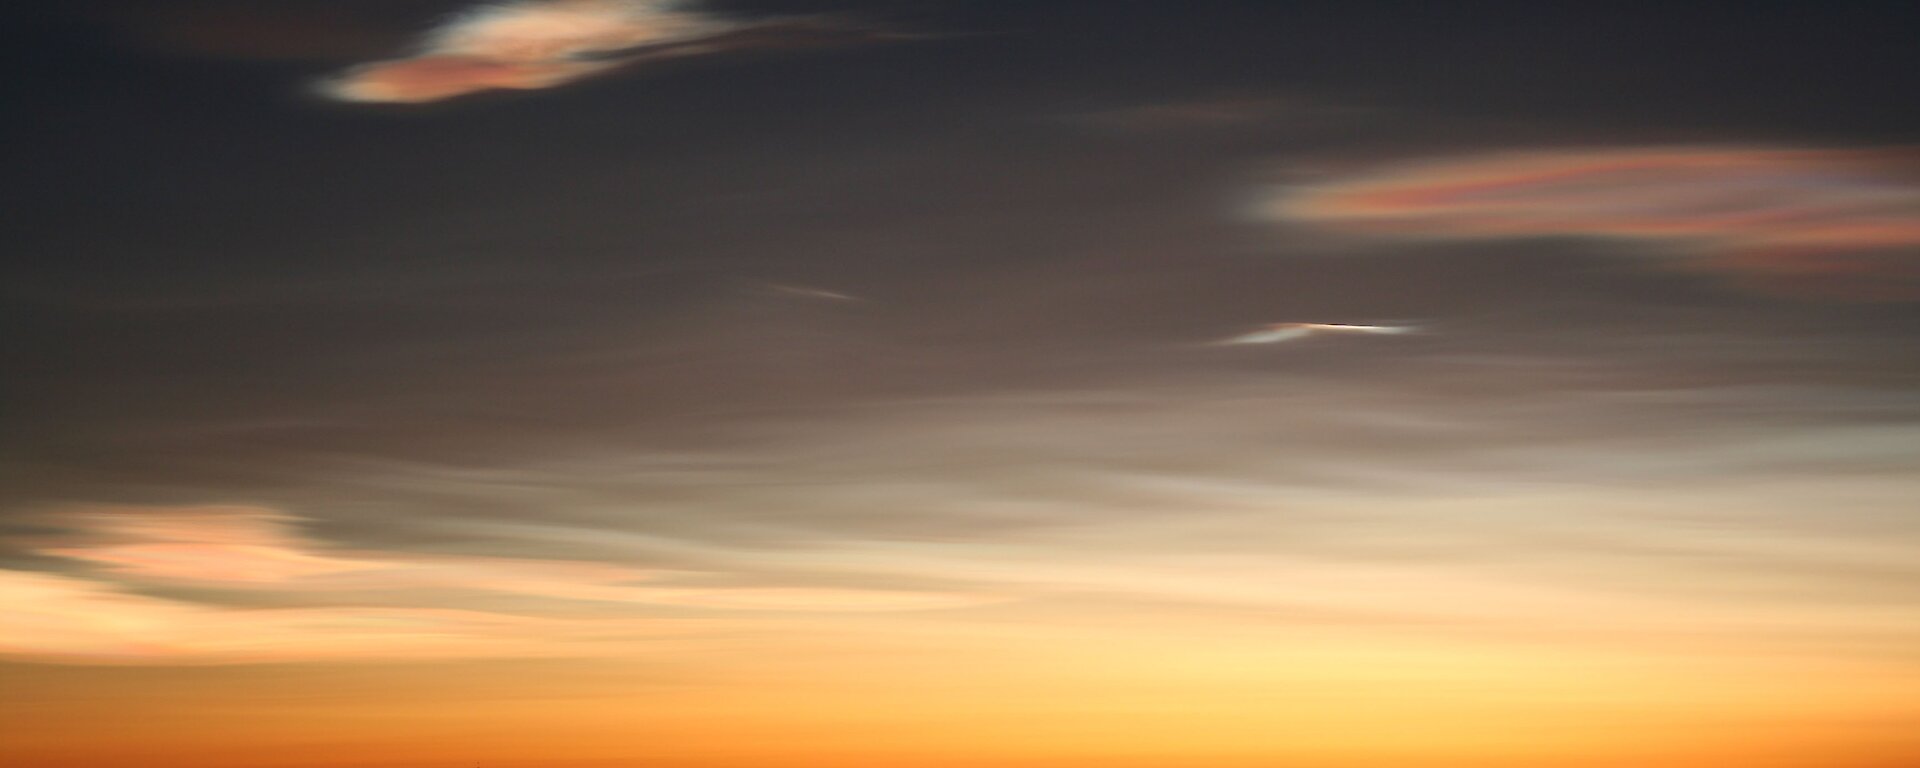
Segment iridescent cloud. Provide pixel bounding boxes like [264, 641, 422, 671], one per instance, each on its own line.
[324, 54, 621, 102]
[1271, 147, 1920, 299]
[321, 0, 889, 103]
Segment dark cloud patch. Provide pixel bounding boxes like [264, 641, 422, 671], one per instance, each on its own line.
[87, 0, 457, 60]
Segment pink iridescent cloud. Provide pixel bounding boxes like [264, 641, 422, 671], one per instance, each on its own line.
[320, 0, 889, 103]
[1272, 147, 1920, 299]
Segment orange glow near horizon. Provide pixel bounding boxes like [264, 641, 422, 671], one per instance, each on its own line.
[7, 499, 1920, 767]
[6, 616, 1919, 768]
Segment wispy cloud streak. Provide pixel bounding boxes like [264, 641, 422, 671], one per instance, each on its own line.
[0, 568, 706, 664]
[1271, 147, 1920, 299]
[1210, 323, 1419, 345]
[0, 504, 999, 663]
[28, 505, 994, 611]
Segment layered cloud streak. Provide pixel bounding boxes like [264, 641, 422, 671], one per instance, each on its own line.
[0, 505, 995, 663]
[1273, 147, 1920, 299]
[0, 568, 703, 663]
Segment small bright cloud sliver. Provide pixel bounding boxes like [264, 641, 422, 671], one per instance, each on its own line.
[1212, 322, 1420, 345]
[323, 0, 720, 103]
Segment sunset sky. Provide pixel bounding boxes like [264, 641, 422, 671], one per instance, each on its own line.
[4, 2, 1919, 767]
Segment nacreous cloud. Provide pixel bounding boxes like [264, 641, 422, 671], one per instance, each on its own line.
[1269, 147, 1920, 300]
[321, 0, 890, 103]
[324, 54, 621, 102]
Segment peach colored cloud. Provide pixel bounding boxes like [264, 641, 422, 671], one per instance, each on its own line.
[2, 505, 997, 663]
[319, 0, 889, 103]
[1271, 147, 1920, 299]
[322, 54, 620, 102]
[0, 568, 700, 664]
[320, 0, 715, 102]
[30, 505, 995, 612]
[424, 0, 721, 61]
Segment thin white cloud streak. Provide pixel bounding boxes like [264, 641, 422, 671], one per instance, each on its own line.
[768, 284, 865, 302]
[1211, 322, 1420, 345]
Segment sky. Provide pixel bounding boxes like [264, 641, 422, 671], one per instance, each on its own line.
[3, 1, 1919, 767]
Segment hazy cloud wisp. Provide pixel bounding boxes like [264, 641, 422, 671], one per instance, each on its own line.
[0, 504, 999, 663]
[1271, 146, 1920, 300]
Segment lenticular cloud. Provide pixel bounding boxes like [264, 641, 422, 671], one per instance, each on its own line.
[320, 0, 722, 102]
[320, 0, 876, 103]
[426, 0, 722, 61]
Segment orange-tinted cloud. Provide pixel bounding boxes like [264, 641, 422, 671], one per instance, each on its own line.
[0, 568, 702, 664]
[319, 0, 713, 102]
[2, 504, 996, 663]
[320, 0, 891, 103]
[1272, 147, 1920, 299]
[424, 0, 721, 61]
[30, 505, 995, 612]
[324, 55, 619, 102]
